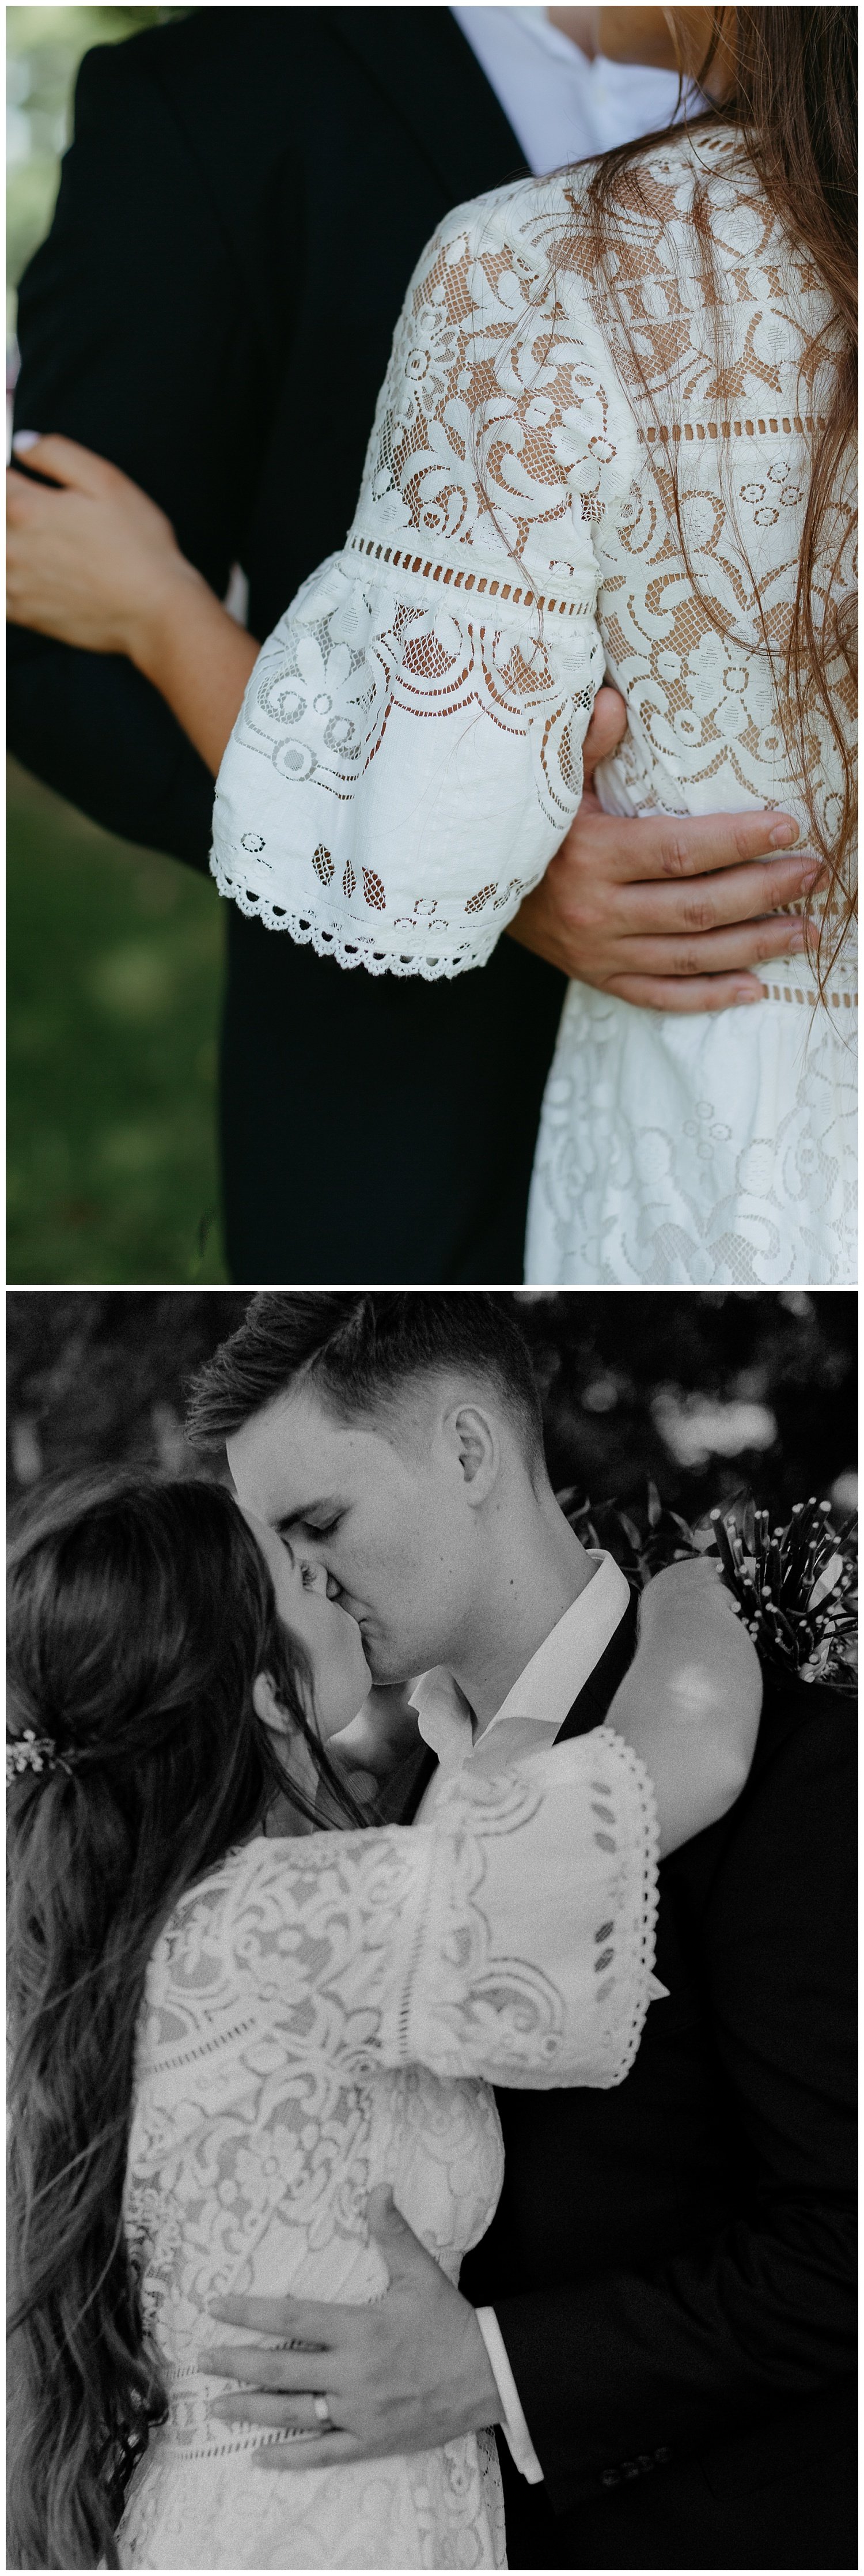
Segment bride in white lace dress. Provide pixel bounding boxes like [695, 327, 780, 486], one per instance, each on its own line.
[7, 1475, 756, 2571]
[5, 9, 854, 1284]
[203, 7, 855, 1286]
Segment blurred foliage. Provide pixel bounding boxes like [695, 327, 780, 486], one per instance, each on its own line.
[7, 6, 189, 331]
[517, 1289, 857, 1524]
[6, 1292, 857, 1528]
[7, 760, 227, 1283]
[564, 1486, 857, 1690]
[7, 1293, 247, 1494]
[7, 9, 222, 1286]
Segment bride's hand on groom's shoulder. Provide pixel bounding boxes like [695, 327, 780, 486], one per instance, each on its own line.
[610, 1558, 761, 1854]
[6, 432, 200, 659]
[637, 1556, 762, 1729]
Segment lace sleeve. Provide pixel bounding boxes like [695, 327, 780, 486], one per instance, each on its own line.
[209, 183, 638, 977]
[222, 1728, 658, 2091]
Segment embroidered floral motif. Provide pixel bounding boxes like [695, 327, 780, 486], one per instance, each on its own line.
[211, 130, 854, 1007]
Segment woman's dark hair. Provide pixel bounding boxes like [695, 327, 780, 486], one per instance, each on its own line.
[6, 1473, 363, 2572]
[580, 6, 857, 996]
[186, 1291, 545, 1470]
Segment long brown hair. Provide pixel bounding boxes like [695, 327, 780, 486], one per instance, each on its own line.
[6, 1474, 364, 2572]
[581, 6, 857, 994]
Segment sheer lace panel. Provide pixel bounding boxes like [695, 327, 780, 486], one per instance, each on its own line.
[211, 129, 854, 1004]
[120, 1733, 657, 2562]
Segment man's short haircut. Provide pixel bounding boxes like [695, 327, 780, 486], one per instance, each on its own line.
[187, 1294, 545, 1472]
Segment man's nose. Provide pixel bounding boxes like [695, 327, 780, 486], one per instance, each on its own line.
[324, 1570, 343, 1602]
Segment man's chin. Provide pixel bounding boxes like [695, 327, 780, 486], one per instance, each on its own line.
[363, 1639, 415, 1689]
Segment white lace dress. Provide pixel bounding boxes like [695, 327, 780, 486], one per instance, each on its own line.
[117, 1731, 657, 2570]
[210, 127, 855, 1287]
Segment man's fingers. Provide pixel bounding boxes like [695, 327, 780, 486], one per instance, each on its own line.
[199, 2343, 337, 2388]
[207, 2291, 347, 2340]
[9, 430, 120, 495]
[581, 683, 627, 783]
[608, 916, 810, 980]
[210, 2391, 327, 2428]
[608, 855, 823, 936]
[601, 807, 802, 885]
[606, 973, 766, 1013]
[210, 2395, 329, 2435]
[252, 2435, 362, 2470]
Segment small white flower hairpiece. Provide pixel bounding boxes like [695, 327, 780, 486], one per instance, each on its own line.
[6, 1727, 63, 1786]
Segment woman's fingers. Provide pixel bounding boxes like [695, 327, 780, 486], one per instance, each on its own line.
[6, 464, 51, 521]
[10, 430, 126, 496]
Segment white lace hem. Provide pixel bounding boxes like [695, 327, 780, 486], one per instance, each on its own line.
[206, 845, 514, 979]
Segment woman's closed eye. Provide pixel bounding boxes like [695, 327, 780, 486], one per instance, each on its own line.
[298, 1559, 328, 1594]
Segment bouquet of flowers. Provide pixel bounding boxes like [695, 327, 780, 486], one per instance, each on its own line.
[559, 1485, 857, 1693]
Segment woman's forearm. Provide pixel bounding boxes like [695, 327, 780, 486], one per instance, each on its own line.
[128, 566, 259, 777]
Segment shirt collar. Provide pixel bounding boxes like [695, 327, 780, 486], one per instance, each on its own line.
[410, 1551, 630, 1778]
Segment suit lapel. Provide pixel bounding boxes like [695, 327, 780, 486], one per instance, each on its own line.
[330, 7, 529, 210]
[374, 1735, 438, 1826]
[555, 1586, 641, 1741]
[380, 1581, 638, 1826]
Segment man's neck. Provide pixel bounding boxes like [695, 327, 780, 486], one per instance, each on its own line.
[545, 8, 598, 60]
[448, 1490, 594, 1736]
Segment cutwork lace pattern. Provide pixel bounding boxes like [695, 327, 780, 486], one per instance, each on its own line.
[211, 130, 854, 986]
[210, 129, 854, 1281]
[118, 1733, 657, 2569]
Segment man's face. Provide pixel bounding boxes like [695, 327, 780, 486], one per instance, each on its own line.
[227, 1380, 479, 1684]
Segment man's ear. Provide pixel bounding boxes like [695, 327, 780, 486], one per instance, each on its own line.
[447, 1403, 499, 1505]
[252, 1671, 291, 1736]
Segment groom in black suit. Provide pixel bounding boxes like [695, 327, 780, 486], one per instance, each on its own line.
[188, 1293, 856, 2573]
[7, 8, 818, 1282]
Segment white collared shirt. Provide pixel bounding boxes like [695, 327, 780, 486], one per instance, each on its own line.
[451, 5, 685, 177]
[413, 1548, 631, 1814]
[411, 1551, 631, 2481]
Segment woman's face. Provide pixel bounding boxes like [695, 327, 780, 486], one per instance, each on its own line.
[593, 6, 736, 97]
[246, 1510, 372, 1741]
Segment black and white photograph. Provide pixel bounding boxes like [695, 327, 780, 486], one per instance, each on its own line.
[6, 1289, 857, 2571]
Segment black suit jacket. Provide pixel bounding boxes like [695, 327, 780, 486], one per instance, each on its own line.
[445, 1596, 855, 2571]
[9, 8, 567, 1281]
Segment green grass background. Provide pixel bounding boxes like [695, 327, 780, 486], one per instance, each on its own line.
[7, 758, 229, 1283]
[8, 7, 218, 1285]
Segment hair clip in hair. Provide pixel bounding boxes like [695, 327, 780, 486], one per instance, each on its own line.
[6, 1728, 61, 1785]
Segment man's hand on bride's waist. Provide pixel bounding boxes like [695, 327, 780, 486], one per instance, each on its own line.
[198, 2186, 501, 2467]
[509, 686, 824, 1013]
